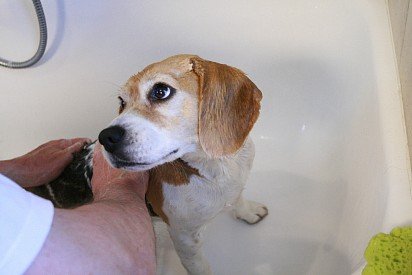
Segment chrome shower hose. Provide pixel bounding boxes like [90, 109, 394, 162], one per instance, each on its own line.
[0, 0, 47, 68]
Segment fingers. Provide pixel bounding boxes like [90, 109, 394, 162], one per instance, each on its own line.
[36, 138, 91, 152]
[91, 143, 149, 201]
[127, 171, 149, 195]
[92, 143, 111, 172]
[92, 143, 104, 161]
[56, 138, 92, 164]
[65, 141, 86, 154]
[50, 140, 88, 173]
[59, 138, 92, 149]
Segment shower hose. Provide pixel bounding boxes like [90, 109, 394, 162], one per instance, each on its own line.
[0, 0, 47, 68]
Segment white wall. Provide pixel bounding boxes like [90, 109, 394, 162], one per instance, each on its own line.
[0, 0, 383, 166]
[0, 0, 381, 162]
[1, 0, 296, 158]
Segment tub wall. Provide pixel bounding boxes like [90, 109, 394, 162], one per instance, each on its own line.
[388, 0, 412, 166]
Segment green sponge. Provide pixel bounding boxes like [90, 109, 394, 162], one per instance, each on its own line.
[363, 227, 412, 275]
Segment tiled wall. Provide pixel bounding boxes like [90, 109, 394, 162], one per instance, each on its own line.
[389, 0, 412, 163]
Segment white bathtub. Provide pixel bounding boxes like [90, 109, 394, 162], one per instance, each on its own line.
[1, 1, 411, 274]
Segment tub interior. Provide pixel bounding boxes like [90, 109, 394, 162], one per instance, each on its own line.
[0, 1, 411, 274]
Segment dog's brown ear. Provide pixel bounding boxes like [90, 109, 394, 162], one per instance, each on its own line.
[190, 57, 262, 157]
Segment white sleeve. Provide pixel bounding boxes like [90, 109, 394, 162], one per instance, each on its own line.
[0, 174, 54, 275]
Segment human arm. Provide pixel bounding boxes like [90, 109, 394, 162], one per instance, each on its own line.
[25, 144, 155, 274]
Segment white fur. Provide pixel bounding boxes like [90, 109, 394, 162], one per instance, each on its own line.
[161, 138, 268, 275]
[45, 183, 62, 208]
[105, 111, 196, 171]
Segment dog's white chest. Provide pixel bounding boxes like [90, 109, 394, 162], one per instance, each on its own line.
[162, 175, 240, 224]
[161, 138, 255, 226]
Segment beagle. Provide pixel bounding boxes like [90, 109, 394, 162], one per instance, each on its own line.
[98, 55, 268, 275]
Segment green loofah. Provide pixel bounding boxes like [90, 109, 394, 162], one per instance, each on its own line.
[363, 227, 412, 275]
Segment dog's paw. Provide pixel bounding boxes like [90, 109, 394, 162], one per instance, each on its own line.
[234, 200, 268, 225]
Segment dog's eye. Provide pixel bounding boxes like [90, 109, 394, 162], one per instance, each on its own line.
[118, 96, 126, 113]
[150, 83, 175, 101]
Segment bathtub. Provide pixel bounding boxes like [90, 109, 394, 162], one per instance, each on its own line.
[0, 0, 411, 274]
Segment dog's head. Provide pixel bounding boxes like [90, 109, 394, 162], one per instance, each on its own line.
[99, 55, 262, 171]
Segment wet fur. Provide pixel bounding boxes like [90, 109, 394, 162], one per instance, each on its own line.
[28, 142, 95, 208]
[106, 55, 267, 275]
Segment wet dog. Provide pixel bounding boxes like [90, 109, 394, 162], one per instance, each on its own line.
[99, 55, 267, 275]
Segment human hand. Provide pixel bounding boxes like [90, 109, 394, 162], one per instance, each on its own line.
[91, 143, 148, 202]
[0, 138, 90, 188]
[26, 144, 154, 275]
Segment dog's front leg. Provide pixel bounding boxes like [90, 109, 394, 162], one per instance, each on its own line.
[168, 225, 212, 275]
[233, 195, 268, 224]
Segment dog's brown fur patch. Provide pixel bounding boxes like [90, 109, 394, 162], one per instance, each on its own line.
[147, 159, 201, 224]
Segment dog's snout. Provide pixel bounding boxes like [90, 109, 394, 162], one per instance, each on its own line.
[99, 126, 126, 153]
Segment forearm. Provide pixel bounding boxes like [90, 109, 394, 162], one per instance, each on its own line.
[0, 159, 27, 187]
[26, 196, 155, 274]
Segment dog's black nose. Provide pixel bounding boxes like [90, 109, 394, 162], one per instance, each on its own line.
[98, 126, 126, 153]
